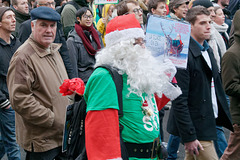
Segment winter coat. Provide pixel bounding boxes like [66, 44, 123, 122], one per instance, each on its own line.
[167, 37, 233, 143]
[227, 0, 240, 17]
[97, 4, 114, 46]
[221, 10, 240, 125]
[7, 35, 69, 152]
[67, 29, 104, 83]
[0, 35, 21, 109]
[18, 19, 76, 79]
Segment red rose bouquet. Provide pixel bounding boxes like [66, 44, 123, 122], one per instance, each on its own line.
[59, 78, 85, 96]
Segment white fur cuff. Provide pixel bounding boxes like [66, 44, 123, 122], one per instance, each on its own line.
[162, 83, 182, 101]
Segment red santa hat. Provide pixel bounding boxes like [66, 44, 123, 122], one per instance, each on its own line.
[105, 14, 145, 47]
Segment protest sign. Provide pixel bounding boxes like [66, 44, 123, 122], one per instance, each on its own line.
[146, 15, 191, 69]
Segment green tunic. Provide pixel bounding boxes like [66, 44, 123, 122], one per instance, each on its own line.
[84, 68, 160, 160]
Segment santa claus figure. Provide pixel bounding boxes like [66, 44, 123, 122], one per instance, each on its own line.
[84, 14, 182, 160]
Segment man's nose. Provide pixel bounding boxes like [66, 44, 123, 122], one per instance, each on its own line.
[12, 16, 16, 22]
[46, 26, 52, 32]
[207, 23, 211, 29]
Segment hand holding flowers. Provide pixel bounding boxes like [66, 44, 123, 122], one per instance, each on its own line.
[59, 78, 85, 96]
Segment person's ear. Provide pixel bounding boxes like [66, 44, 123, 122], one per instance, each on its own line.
[31, 21, 34, 32]
[151, 8, 156, 14]
[173, 6, 177, 13]
[77, 16, 81, 23]
[13, 4, 18, 9]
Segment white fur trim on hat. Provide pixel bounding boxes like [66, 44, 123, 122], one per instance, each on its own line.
[105, 28, 145, 47]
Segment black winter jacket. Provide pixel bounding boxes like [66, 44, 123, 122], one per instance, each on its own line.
[0, 35, 21, 108]
[167, 37, 233, 143]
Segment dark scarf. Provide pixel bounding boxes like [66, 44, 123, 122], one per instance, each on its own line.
[75, 23, 101, 55]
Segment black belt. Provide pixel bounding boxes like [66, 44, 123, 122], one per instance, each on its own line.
[124, 140, 158, 158]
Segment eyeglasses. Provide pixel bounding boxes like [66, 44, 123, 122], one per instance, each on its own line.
[132, 8, 143, 14]
[82, 15, 93, 19]
[38, 2, 55, 6]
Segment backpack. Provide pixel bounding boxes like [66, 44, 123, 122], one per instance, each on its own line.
[63, 65, 129, 160]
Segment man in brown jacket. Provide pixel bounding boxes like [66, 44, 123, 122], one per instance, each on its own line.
[221, 10, 240, 160]
[7, 7, 69, 160]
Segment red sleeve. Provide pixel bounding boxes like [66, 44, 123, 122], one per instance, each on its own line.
[155, 93, 170, 111]
[154, 77, 177, 110]
[85, 109, 121, 160]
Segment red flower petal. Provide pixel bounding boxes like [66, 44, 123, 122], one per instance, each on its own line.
[59, 78, 85, 96]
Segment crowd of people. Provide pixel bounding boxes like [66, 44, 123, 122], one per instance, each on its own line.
[0, 0, 240, 159]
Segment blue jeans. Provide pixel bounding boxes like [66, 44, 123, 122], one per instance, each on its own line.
[214, 126, 228, 158]
[0, 135, 5, 159]
[167, 134, 180, 160]
[0, 107, 21, 160]
[225, 94, 230, 106]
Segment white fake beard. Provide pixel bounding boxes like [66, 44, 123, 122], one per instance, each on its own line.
[95, 39, 171, 97]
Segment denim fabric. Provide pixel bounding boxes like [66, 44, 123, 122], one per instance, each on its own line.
[0, 135, 5, 159]
[214, 126, 228, 158]
[0, 107, 21, 160]
[225, 94, 230, 106]
[167, 134, 180, 160]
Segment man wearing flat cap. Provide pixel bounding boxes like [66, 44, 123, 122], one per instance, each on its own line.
[18, 0, 76, 79]
[7, 6, 70, 159]
[167, 0, 189, 20]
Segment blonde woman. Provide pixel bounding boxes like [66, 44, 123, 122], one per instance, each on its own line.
[97, 4, 115, 46]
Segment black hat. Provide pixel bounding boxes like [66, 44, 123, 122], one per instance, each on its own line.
[30, 6, 60, 21]
[0, 7, 13, 22]
[192, 0, 213, 9]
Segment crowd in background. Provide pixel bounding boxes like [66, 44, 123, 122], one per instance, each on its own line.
[0, 0, 240, 159]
